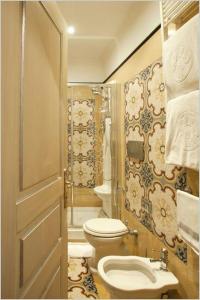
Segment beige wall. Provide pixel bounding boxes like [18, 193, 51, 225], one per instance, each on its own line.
[107, 29, 199, 299]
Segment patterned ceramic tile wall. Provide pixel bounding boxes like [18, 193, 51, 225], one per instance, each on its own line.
[68, 257, 98, 299]
[68, 99, 96, 188]
[124, 58, 190, 263]
[67, 93, 104, 189]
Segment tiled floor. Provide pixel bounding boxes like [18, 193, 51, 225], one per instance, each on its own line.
[67, 243, 110, 299]
[68, 257, 99, 299]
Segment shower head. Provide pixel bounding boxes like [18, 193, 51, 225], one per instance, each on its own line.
[92, 89, 100, 95]
[91, 86, 103, 95]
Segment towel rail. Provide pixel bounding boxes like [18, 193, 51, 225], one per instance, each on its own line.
[162, 0, 198, 27]
[161, 0, 199, 41]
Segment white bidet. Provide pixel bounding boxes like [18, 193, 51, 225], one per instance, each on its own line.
[98, 255, 179, 299]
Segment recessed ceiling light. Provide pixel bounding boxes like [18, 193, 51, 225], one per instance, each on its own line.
[67, 25, 75, 35]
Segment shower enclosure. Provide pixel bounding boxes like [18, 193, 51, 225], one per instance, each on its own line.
[66, 83, 118, 240]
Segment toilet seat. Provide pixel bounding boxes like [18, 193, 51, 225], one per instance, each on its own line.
[83, 218, 128, 237]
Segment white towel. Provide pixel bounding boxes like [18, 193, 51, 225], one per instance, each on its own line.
[165, 90, 199, 170]
[103, 117, 111, 181]
[177, 190, 199, 254]
[163, 14, 199, 100]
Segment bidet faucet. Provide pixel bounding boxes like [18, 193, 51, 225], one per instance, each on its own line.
[150, 248, 168, 271]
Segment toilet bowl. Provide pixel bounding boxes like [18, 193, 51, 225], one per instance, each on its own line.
[83, 218, 128, 272]
[98, 256, 179, 299]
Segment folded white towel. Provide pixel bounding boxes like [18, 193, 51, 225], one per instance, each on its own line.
[165, 90, 199, 170]
[177, 190, 199, 254]
[163, 14, 199, 100]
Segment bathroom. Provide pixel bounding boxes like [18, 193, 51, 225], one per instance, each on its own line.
[1, 1, 199, 299]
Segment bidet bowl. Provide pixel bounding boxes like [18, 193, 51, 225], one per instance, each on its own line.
[98, 256, 179, 299]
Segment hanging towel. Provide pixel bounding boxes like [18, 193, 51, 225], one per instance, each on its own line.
[177, 190, 199, 254]
[163, 13, 199, 100]
[165, 90, 199, 170]
[103, 117, 111, 181]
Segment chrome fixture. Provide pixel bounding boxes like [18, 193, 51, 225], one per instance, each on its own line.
[91, 85, 111, 116]
[150, 248, 168, 271]
[91, 86, 103, 95]
[129, 229, 138, 236]
[124, 220, 138, 237]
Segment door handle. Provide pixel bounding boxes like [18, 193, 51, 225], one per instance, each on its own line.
[65, 180, 73, 188]
[64, 169, 73, 208]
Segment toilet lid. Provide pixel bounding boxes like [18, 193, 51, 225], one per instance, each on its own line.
[85, 218, 128, 234]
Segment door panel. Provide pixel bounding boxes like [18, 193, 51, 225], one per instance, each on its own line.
[20, 205, 60, 286]
[42, 267, 61, 299]
[22, 2, 61, 189]
[1, 1, 68, 298]
[22, 241, 61, 299]
[16, 178, 62, 232]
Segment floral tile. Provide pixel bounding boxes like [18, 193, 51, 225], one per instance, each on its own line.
[73, 161, 95, 188]
[149, 182, 177, 247]
[68, 258, 88, 282]
[141, 210, 152, 232]
[68, 286, 97, 299]
[124, 58, 192, 263]
[140, 108, 153, 133]
[147, 62, 166, 115]
[73, 131, 94, 156]
[140, 163, 154, 188]
[174, 171, 187, 191]
[126, 172, 144, 217]
[73, 100, 94, 126]
[67, 96, 102, 188]
[68, 257, 98, 299]
[125, 77, 144, 121]
[148, 122, 175, 179]
[175, 244, 187, 263]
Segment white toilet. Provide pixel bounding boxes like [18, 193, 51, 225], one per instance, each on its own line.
[94, 180, 111, 216]
[83, 118, 128, 272]
[83, 218, 128, 272]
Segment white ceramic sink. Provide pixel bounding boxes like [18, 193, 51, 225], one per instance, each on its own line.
[98, 256, 179, 299]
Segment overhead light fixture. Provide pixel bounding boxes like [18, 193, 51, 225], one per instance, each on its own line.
[67, 25, 75, 35]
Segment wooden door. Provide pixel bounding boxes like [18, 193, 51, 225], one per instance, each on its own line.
[1, 1, 68, 298]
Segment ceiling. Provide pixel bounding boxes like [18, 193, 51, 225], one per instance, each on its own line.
[57, 1, 160, 82]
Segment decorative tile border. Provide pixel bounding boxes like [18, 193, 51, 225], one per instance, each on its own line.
[124, 58, 190, 262]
